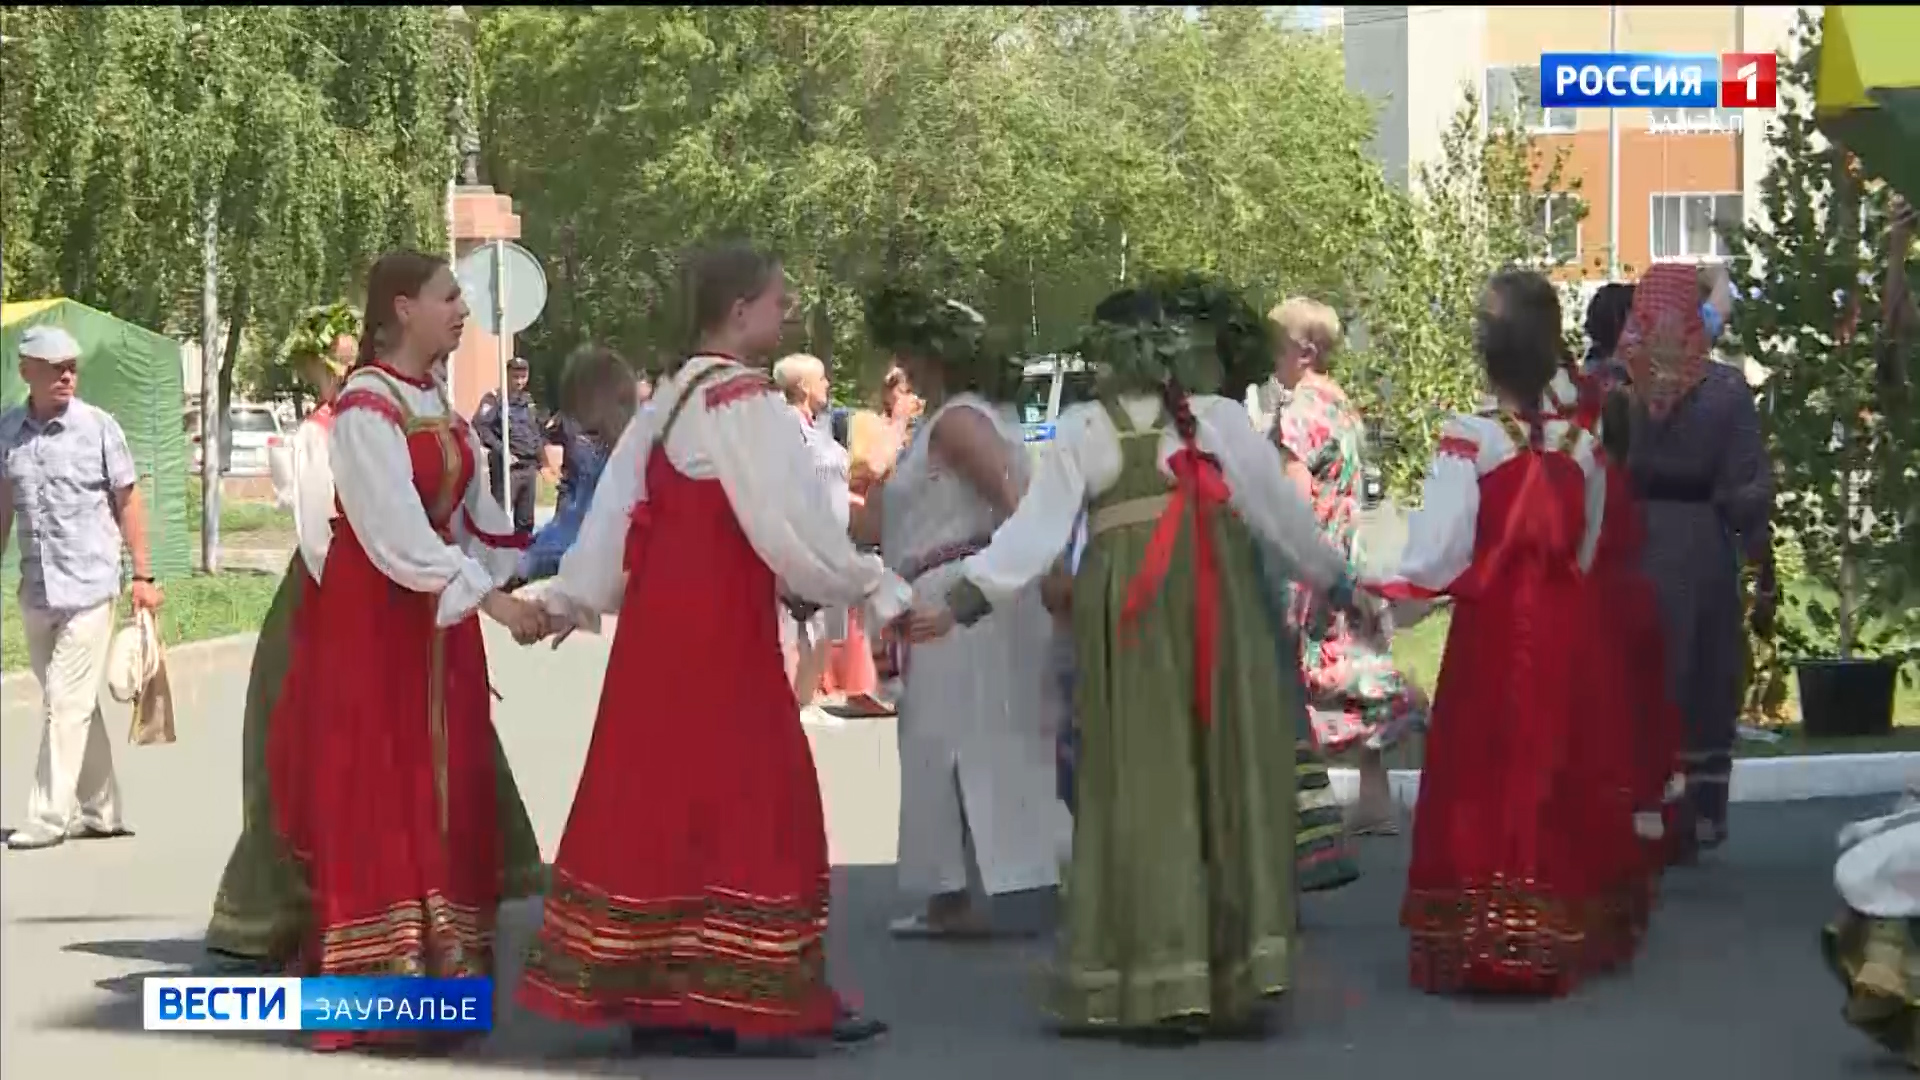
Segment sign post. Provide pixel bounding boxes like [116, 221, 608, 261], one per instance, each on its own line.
[455, 240, 549, 515]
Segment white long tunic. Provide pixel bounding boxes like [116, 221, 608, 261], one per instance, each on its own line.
[1370, 371, 1607, 607]
[957, 393, 1347, 606]
[884, 394, 1068, 898]
[269, 410, 338, 583]
[532, 356, 911, 634]
[1837, 804, 1920, 918]
[327, 367, 523, 624]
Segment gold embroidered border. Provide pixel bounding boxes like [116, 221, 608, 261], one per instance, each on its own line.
[316, 893, 492, 977]
[523, 869, 831, 1010]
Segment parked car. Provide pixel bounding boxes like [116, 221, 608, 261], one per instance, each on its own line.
[186, 402, 286, 478]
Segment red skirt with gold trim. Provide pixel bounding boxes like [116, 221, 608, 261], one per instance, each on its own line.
[268, 528, 505, 1051]
[517, 453, 837, 1038]
[1401, 561, 1643, 996]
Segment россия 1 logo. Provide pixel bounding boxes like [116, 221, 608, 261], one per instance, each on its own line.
[1540, 52, 1777, 110]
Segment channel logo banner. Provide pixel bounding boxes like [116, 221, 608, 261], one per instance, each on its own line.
[143, 976, 494, 1033]
[1541, 52, 1720, 109]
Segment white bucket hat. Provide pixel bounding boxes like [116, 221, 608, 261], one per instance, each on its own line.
[19, 325, 81, 363]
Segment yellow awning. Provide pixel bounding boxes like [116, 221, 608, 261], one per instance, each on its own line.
[1, 299, 65, 327]
[1816, 7, 1920, 202]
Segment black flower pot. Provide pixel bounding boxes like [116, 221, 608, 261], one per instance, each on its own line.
[1795, 658, 1898, 740]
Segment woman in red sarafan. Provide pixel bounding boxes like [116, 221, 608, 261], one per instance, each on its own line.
[517, 244, 912, 1052]
[1367, 269, 1641, 996]
[266, 251, 549, 1052]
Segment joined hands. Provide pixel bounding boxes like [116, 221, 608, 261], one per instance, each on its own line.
[480, 590, 564, 646]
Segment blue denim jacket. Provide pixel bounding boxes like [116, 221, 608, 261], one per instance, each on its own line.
[516, 441, 608, 583]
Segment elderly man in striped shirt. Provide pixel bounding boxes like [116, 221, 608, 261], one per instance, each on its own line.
[1, 326, 162, 851]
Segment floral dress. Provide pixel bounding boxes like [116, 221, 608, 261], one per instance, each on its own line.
[1275, 380, 1426, 753]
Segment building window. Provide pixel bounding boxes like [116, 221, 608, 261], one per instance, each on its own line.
[1648, 106, 1743, 133]
[1532, 193, 1583, 264]
[1484, 65, 1578, 134]
[1650, 193, 1743, 261]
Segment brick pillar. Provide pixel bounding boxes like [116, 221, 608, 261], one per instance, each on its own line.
[449, 186, 523, 419]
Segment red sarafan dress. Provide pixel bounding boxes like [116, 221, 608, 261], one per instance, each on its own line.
[267, 363, 531, 1051]
[518, 357, 911, 1037]
[1372, 384, 1639, 997]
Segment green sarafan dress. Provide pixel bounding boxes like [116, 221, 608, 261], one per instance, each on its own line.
[1824, 912, 1920, 1070]
[205, 555, 547, 963]
[1055, 399, 1299, 1033]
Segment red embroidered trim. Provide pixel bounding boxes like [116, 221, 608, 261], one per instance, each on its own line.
[463, 508, 530, 550]
[366, 361, 437, 389]
[333, 390, 406, 428]
[308, 404, 336, 432]
[1436, 435, 1478, 461]
[704, 370, 775, 410]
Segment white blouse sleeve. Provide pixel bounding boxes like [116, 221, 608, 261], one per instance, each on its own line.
[1577, 433, 1607, 573]
[533, 408, 656, 630]
[289, 418, 335, 582]
[329, 400, 495, 627]
[452, 422, 527, 586]
[703, 374, 912, 623]
[1198, 396, 1348, 592]
[1374, 419, 1482, 596]
[959, 405, 1101, 608]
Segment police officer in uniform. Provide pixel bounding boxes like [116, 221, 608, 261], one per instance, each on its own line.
[473, 355, 548, 538]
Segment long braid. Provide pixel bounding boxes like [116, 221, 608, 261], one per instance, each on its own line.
[355, 312, 381, 369]
[1159, 377, 1199, 447]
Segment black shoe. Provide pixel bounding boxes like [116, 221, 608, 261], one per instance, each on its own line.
[629, 1025, 739, 1056]
[831, 1011, 888, 1045]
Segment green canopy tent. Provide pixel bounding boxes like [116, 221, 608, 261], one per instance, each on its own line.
[2, 298, 193, 585]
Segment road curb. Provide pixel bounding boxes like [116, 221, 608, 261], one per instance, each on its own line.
[2, 631, 261, 716]
[1324, 753, 1920, 810]
[798, 712, 1918, 808]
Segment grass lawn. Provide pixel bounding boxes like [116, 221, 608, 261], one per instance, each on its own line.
[184, 477, 295, 550]
[2, 569, 283, 674]
[1370, 604, 1920, 770]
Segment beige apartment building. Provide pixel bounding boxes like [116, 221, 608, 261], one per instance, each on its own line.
[1340, 5, 1813, 283]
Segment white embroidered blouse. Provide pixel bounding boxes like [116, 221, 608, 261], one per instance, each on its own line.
[326, 366, 524, 627]
[1371, 370, 1608, 599]
[954, 392, 1347, 611]
[533, 356, 912, 632]
[269, 408, 338, 583]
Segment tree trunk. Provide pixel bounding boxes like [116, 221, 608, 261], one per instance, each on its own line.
[217, 290, 248, 477]
[199, 199, 222, 575]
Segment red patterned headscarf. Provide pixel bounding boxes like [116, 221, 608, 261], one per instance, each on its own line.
[1618, 263, 1711, 420]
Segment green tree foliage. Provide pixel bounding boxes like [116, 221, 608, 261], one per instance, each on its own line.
[1, 6, 462, 402]
[1338, 93, 1585, 501]
[1727, 10, 1919, 667]
[476, 6, 1389, 399]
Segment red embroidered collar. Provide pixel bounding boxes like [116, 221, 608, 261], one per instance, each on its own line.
[364, 360, 437, 389]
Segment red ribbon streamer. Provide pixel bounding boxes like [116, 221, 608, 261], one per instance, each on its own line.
[1117, 447, 1231, 727]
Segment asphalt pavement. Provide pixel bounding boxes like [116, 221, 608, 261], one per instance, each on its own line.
[0, 613, 1901, 1079]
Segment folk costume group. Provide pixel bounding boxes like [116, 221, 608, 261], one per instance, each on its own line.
[201, 242, 1915, 1066]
